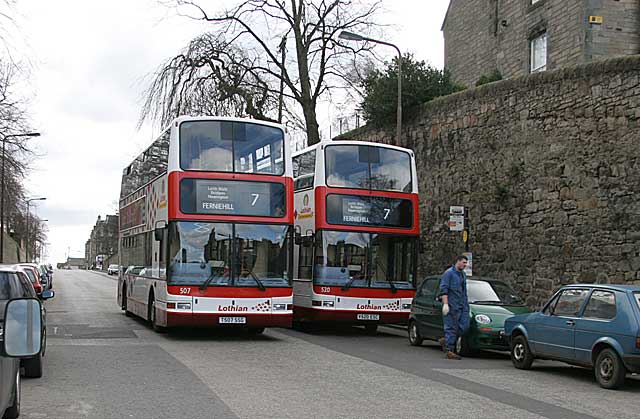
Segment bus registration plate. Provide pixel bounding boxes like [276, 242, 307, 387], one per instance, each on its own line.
[219, 317, 247, 324]
[357, 313, 379, 321]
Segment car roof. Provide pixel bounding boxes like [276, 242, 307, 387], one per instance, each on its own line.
[0, 264, 22, 273]
[562, 283, 640, 293]
[422, 275, 505, 282]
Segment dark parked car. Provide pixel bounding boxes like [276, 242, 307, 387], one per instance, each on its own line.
[0, 266, 46, 418]
[505, 284, 640, 389]
[6, 266, 53, 378]
[409, 276, 530, 355]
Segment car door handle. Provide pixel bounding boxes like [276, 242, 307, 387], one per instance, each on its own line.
[565, 320, 576, 326]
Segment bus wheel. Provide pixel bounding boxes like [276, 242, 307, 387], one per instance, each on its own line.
[364, 324, 378, 334]
[248, 327, 265, 335]
[149, 296, 166, 333]
[122, 283, 132, 317]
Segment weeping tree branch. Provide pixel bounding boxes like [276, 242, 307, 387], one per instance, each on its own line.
[146, 0, 384, 145]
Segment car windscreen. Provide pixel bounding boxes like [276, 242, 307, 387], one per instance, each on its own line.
[634, 292, 640, 310]
[467, 280, 525, 305]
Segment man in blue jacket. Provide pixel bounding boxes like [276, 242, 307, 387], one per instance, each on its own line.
[439, 255, 469, 360]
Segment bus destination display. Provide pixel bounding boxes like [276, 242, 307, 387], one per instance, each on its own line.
[326, 194, 412, 228]
[180, 179, 285, 217]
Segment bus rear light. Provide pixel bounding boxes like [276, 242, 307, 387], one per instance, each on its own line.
[402, 303, 411, 310]
[166, 303, 176, 309]
[312, 300, 322, 306]
[273, 303, 287, 311]
[286, 304, 293, 310]
[636, 337, 640, 350]
[177, 302, 191, 310]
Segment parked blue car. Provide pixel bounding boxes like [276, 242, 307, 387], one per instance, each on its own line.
[505, 284, 640, 389]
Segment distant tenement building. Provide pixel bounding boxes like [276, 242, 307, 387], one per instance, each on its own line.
[85, 214, 119, 269]
[442, 0, 640, 87]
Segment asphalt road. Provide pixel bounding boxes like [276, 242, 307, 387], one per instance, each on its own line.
[19, 270, 640, 419]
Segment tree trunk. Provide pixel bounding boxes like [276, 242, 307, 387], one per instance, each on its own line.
[291, 1, 320, 146]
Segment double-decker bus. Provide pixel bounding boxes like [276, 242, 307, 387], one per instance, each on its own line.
[292, 141, 419, 332]
[117, 116, 294, 333]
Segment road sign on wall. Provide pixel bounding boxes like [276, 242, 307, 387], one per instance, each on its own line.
[449, 215, 464, 231]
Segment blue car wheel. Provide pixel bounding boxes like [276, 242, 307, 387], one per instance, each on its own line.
[511, 335, 534, 370]
[594, 348, 626, 390]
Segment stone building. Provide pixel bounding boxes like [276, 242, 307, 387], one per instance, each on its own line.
[442, 0, 640, 87]
[85, 214, 119, 269]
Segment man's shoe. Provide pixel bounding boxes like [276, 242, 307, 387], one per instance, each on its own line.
[438, 337, 446, 352]
[446, 351, 461, 360]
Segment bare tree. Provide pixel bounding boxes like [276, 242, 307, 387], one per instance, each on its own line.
[0, 60, 40, 261]
[145, 0, 383, 145]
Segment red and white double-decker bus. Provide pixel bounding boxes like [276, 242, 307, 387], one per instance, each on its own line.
[292, 141, 419, 332]
[117, 116, 294, 333]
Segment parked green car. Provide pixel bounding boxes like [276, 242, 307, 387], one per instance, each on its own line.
[408, 276, 530, 355]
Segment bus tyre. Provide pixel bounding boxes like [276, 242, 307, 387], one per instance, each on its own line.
[595, 348, 626, 390]
[408, 320, 423, 346]
[3, 370, 20, 419]
[511, 335, 534, 370]
[248, 327, 265, 335]
[123, 284, 132, 317]
[149, 297, 166, 333]
[22, 353, 43, 378]
[364, 324, 378, 334]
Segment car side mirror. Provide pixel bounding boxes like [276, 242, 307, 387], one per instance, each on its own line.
[2, 298, 43, 357]
[294, 232, 302, 245]
[40, 290, 55, 300]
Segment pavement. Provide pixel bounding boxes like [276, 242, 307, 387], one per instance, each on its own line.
[19, 270, 640, 419]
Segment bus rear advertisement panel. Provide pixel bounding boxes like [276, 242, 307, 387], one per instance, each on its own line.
[325, 194, 413, 228]
[180, 178, 286, 217]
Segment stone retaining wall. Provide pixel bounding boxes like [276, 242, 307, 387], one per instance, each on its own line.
[338, 55, 640, 307]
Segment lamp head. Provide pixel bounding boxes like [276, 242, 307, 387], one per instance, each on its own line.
[338, 31, 366, 42]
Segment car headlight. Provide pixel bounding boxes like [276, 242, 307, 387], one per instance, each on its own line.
[176, 302, 191, 310]
[273, 303, 287, 311]
[402, 303, 411, 310]
[475, 314, 492, 325]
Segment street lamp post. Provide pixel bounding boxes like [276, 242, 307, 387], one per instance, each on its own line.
[0, 132, 41, 263]
[25, 197, 46, 262]
[338, 31, 402, 145]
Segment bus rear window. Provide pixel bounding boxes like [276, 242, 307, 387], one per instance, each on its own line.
[325, 145, 412, 192]
[180, 178, 286, 218]
[180, 120, 284, 175]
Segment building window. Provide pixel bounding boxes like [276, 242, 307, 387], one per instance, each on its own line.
[530, 32, 547, 73]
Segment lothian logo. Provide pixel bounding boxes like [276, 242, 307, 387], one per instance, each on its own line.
[357, 304, 382, 310]
[218, 305, 248, 312]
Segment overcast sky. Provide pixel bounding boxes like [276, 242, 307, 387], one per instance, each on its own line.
[12, 0, 449, 264]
